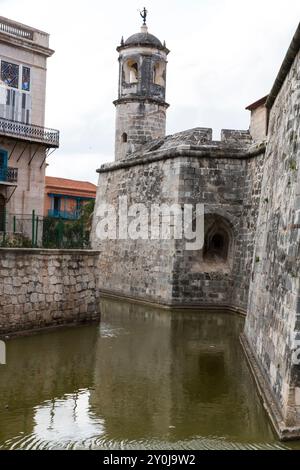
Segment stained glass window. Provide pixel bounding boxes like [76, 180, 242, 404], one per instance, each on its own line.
[22, 66, 30, 91]
[1, 61, 19, 88]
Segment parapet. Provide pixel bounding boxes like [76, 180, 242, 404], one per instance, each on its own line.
[125, 127, 252, 158]
[0, 15, 53, 56]
[157, 127, 213, 149]
[221, 129, 252, 145]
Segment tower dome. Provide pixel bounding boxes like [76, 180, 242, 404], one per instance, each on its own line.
[124, 26, 164, 49]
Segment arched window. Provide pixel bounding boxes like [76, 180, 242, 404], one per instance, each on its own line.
[123, 59, 138, 84]
[121, 132, 128, 143]
[153, 62, 165, 87]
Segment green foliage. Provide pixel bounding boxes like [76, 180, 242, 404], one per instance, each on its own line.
[42, 200, 95, 249]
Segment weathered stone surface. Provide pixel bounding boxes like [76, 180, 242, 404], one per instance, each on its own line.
[91, 131, 264, 312]
[0, 249, 100, 335]
[244, 47, 300, 436]
[91, 20, 300, 438]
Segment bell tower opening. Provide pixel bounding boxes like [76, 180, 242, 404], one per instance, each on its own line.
[153, 62, 165, 87]
[124, 59, 138, 84]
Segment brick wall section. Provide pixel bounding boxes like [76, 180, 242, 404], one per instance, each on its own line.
[232, 154, 265, 310]
[91, 159, 176, 304]
[170, 153, 264, 310]
[171, 156, 246, 307]
[0, 249, 100, 335]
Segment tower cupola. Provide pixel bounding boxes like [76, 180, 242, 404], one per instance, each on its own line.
[114, 9, 170, 161]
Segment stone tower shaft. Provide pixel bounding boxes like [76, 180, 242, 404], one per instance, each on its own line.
[114, 24, 169, 161]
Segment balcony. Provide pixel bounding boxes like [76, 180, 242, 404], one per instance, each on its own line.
[0, 117, 59, 148]
[0, 166, 18, 184]
[48, 209, 80, 220]
[0, 17, 34, 40]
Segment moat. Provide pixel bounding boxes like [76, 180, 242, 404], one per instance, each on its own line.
[0, 298, 299, 450]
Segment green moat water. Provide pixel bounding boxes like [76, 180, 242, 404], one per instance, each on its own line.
[0, 298, 299, 450]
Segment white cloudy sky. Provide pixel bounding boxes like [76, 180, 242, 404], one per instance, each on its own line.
[1, 0, 300, 183]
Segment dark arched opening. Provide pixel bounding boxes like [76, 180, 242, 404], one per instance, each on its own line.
[202, 214, 233, 267]
[122, 132, 128, 143]
[209, 232, 228, 259]
[204, 229, 229, 262]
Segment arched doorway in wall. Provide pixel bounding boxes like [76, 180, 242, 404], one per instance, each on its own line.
[204, 228, 230, 263]
[202, 215, 233, 271]
[0, 194, 6, 232]
[189, 214, 234, 274]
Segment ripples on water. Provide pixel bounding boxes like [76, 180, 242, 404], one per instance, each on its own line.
[0, 299, 299, 450]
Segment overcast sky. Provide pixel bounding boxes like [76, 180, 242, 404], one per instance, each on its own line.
[1, 0, 300, 183]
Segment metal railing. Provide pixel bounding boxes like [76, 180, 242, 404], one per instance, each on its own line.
[0, 18, 34, 40]
[0, 166, 18, 183]
[0, 210, 92, 249]
[0, 117, 59, 148]
[48, 209, 80, 220]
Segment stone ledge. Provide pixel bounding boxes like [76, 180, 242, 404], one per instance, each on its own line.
[240, 333, 300, 441]
[113, 96, 169, 108]
[97, 142, 267, 174]
[0, 248, 101, 256]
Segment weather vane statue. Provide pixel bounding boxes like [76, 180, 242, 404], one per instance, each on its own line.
[140, 7, 148, 25]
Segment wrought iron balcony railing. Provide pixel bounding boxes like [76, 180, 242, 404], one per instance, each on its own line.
[0, 117, 59, 148]
[48, 209, 80, 220]
[0, 166, 18, 183]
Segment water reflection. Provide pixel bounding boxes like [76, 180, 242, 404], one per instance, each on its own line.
[0, 299, 296, 449]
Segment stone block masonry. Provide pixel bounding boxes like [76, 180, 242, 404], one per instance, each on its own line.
[0, 249, 100, 336]
[243, 39, 300, 439]
[91, 126, 265, 311]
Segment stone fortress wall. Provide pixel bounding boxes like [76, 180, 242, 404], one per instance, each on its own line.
[91, 127, 265, 312]
[242, 44, 300, 439]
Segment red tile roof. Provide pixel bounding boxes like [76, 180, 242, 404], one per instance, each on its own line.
[45, 176, 97, 198]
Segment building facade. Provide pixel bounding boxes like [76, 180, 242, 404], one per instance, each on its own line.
[0, 16, 59, 238]
[91, 20, 300, 438]
[44, 176, 96, 220]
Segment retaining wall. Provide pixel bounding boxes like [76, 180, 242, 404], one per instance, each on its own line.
[0, 249, 100, 335]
